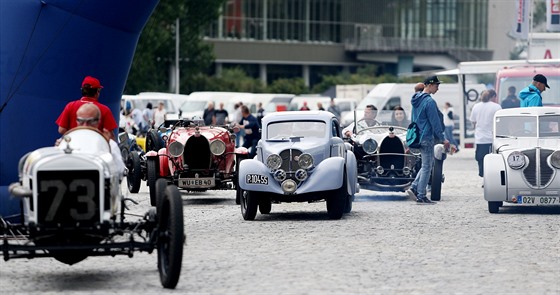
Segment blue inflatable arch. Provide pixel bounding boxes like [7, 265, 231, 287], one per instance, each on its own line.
[0, 0, 159, 219]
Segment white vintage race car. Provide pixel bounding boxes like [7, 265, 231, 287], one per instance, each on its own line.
[484, 107, 560, 213]
[237, 111, 358, 220]
[1, 127, 184, 289]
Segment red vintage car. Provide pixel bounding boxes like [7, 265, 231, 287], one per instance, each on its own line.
[145, 119, 248, 205]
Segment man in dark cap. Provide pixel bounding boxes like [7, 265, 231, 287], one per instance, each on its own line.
[405, 75, 450, 204]
[519, 74, 550, 107]
[56, 76, 117, 139]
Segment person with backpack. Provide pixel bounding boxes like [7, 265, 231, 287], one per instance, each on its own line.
[406, 76, 450, 204]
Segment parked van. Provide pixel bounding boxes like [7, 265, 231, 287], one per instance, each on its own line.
[263, 94, 296, 113]
[180, 91, 251, 121]
[289, 96, 332, 111]
[121, 92, 183, 117]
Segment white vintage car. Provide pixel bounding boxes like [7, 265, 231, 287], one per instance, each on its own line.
[484, 107, 560, 213]
[1, 127, 184, 289]
[237, 111, 358, 220]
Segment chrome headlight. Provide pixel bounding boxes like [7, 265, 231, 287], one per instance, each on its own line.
[297, 153, 313, 169]
[273, 169, 286, 181]
[507, 151, 526, 170]
[266, 154, 282, 170]
[209, 139, 226, 155]
[168, 141, 184, 157]
[362, 138, 378, 154]
[294, 169, 308, 181]
[281, 179, 297, 194]
[550, 150, 560, 169]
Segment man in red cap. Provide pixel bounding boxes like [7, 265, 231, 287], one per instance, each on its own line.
[55, 76, 118, 139]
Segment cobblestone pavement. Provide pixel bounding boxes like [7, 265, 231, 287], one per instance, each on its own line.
[1, 149, 559, 294]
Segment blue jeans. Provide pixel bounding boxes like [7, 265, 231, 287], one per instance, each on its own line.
[411, 139, 434, 199]
[444, 125, 459, 148]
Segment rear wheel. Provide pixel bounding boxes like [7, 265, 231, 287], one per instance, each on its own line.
[241, 190, 258, 220]
[488, 201, 502, 213]
[126, 152, 142, 193]
[157, 184, 184, 289]
[147, 157, 159, 206]
[430, 158, 444, 201]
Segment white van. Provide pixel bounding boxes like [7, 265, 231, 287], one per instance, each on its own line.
[180, 91, 251, 121]
[122, 92, 183, 117]
[288, 96, 332, 111]
[344, 83, 486, 123]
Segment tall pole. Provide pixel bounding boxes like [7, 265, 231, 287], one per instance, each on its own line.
[175, 18, 180, 94]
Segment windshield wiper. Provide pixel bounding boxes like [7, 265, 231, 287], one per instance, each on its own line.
[495, 135, 517, 139]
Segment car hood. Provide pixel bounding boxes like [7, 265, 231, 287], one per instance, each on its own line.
[170, 126, 231, 144]
[494, 137, 560, 153]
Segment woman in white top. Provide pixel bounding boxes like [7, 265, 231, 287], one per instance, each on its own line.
[153, 101, 166, 127]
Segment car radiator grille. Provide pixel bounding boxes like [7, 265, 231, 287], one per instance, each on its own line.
[279, 149, 303, 172]
[184, 136, 211, 170]
[37, 170, 100, 225]
[522, 149, 555, 189]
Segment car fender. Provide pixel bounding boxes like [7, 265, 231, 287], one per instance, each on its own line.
[345, 150, 358, 195]
[146, 148, 170, 177]
[297, 157, 345, 194]
[483, 154, 507, 201]
[238, 159, 283, 193]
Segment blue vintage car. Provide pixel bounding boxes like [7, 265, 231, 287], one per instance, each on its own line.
[237, 111, 358, 220]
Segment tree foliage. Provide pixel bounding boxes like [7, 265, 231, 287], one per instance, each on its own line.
[125, 0, 225, 94]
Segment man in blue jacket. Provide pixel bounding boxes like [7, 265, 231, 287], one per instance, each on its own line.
[406, 76, 450, 203]
[237, 105, 261, 158]
[519, 74, 549, 107]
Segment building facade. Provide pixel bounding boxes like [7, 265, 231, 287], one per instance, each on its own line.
[204, 0, 507, 87]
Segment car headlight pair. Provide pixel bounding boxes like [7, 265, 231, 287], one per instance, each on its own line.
[266, 153, 314, 170]
[168, 139, 226, 157]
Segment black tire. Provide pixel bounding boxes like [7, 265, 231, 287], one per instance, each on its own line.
[344, 194, 352, 214]
[146, 129, 162, 152]
[157, 184, 184, 289]
[327, 170, 347, 219]
[258, 197, 271, 214]
[155, 178, 168, 217]
[430, 158, 444, 201]
[488, 201, 502, 213]
[234, 154, 248, 205]
[126, 152, 142, 193]
[240, 190, 258, 220]
[147, 157, 159, 206]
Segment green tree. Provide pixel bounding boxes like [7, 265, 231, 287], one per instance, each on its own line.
[125, 0, 225, 94]
[266, 78, 309, 95]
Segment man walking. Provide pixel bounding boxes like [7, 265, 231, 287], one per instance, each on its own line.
[406, 76, 450, 203]
[519, 74, 549, 107]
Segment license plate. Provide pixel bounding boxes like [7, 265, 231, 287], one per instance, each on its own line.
[179, 178, 215, 188]
[517, 196, 560, 205]
[245, 174, 268, 185]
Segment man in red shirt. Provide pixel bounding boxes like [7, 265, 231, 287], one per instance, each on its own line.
[56, 76, 118, 139]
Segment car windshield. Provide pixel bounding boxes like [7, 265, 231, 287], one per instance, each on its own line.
[180, 100, 208, 112]
[495, 115, 560, 138]
[267, 121, 326, 139]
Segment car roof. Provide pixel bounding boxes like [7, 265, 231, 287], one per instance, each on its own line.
[262, 110, 335, 125]
[495, 106, 560, 117]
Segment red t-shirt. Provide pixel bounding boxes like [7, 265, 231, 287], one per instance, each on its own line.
[55, 97, 118, 132]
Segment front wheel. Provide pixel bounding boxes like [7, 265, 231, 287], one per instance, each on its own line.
[430, 158, 444, 201]
[147, 157, 159, 206]
[157, 184, 184, 289]
[240, 190, 258, 220]
[259, 196, 271, 214]
[488, 201, 502, 213]
[327, 170, 347, 219]
[126, 152, 142, 193]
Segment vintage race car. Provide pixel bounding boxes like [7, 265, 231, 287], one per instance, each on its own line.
[118, 131, 145, 194]
[484, 107, 560, 213]
[1, 127, 184, 289]
[145, 118, 248, 205]
[237, 111, 358, 220]
[346, 109, 448, 200]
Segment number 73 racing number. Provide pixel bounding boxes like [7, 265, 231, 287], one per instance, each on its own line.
[40, 179, 97, 221]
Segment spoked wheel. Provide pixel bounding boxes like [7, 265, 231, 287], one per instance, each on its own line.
[157, 184, 184, 289]
[147, 157, 159, 206]
[240, 190, 258, 220]
[126, 152, 142, 193]
[258, 196, 271, 214]
[430, 158, 444, 201]
[327, 170, 347, 219]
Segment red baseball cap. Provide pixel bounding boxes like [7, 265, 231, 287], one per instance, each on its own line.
[81, 76, 103, 88]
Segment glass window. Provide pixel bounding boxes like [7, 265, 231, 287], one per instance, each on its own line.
[267, 121, 326, 139]
[495, 116, 537, 138]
